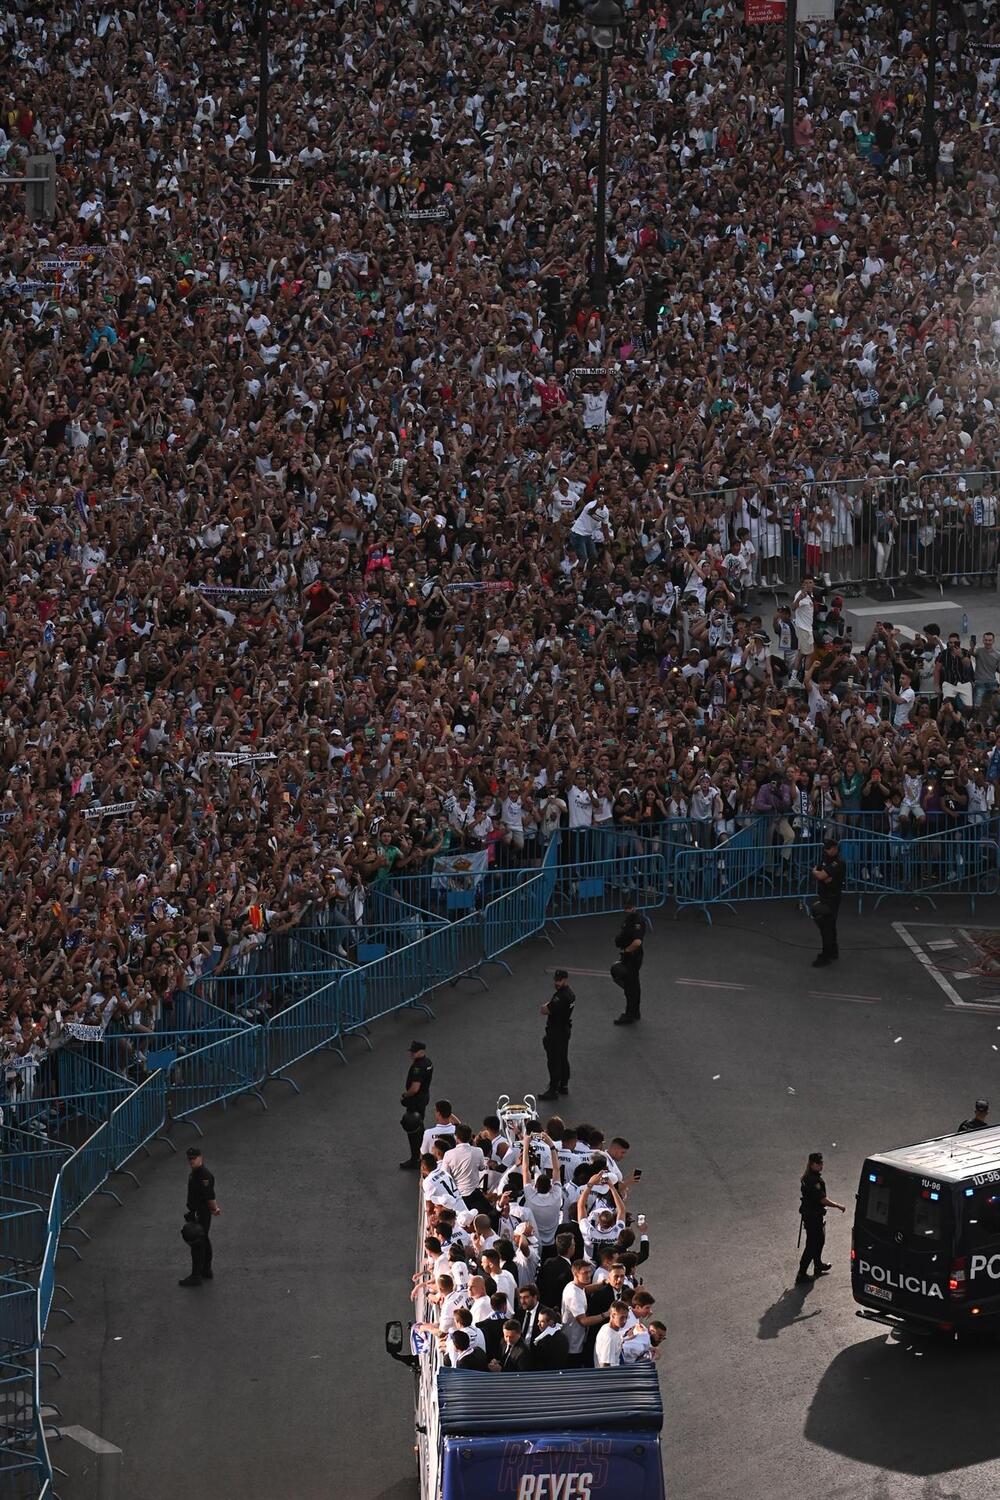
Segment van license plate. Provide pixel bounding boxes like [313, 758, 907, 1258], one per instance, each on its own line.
[864, 1284, 892, 1302]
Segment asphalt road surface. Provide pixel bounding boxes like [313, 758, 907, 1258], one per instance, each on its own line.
[53, 898, 1000, 1500]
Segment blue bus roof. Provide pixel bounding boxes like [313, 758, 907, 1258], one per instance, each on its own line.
[437, 1365, 664, 1436]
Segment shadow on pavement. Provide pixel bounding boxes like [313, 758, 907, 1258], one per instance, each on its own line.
[805, 1331, 1000, 1474]
[757, 1280, 822, 1340]
[372, 1481, 420, 1500]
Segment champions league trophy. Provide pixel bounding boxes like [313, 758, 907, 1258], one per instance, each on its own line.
[495, 1093, 539, 1145]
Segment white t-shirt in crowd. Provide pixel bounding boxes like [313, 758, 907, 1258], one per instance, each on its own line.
[792, 589, 814, 638]
[420, 1121, 457, 1155]
[522, 1182, 565, 1244]
[438, 1289, 471, 1332]
[442, 1141, 486, 1196]
[561, 1282, 589, 1353]
[893, 685, 915, 726]
[571, 500, 610, 538]
[491, 1268, 518, 1311]
[594, 1322, 624, 1367]
[421, 1167, 464, 1214]
[567, 784, 594, 828]
[581, 1211, 624, 1259]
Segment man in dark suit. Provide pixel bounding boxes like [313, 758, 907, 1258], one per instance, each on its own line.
[537, 1232, 575, 1309]
[531, 1308, 570, 1371]
[517, 1284, 542, 1348]
[452, 1330, 490, 1371]
[476, 1311, 505, 1363]
[490, 1319, 533, 1372]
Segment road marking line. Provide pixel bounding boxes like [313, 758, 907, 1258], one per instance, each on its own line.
[894, 921, 964, 1006]
[907, 922, 1000, 930]
[57, 1425, 123, 1456]
[943, 1002, 1000, 1014]
[849, 600, 960, 617]
[674, 978, 747, 990]
[807, 990, 879, 1003]
[928, 940, 958, 951]
[952, 971, 974, 980]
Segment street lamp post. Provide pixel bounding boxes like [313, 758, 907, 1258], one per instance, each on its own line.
[783, 0, 798, 152]
[922, 0, 940, 187]
[252, 0, 270, 182]
[586, 0, 624, 310]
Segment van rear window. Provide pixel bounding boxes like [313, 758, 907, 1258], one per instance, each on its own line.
[913, 1193, 942, 1241]
[966, 1191, 1000, 1245]
[865, 1181, 891, 1226]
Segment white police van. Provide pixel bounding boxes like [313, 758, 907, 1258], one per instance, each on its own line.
[853, 1126, 1000, 1335]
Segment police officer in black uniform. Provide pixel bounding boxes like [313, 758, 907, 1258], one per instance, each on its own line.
[796, 1151, 845, 1284]
[399, 1040, 434, 1170]
[179, 1146, 220, 1287]
[613, 895, 646, 1026]
[958, 1098, 990, 1133]
[810, 838, 845, 967]
[538, 969, 575, 1101]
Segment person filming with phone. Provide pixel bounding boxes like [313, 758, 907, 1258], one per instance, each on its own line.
[577, 1171, 627, 1261]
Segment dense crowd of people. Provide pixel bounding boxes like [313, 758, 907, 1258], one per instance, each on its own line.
[2, 0, 1000, 1086]
[411, 1099, 663, 1370]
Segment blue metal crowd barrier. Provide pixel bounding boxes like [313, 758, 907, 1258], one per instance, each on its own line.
[673, 826, 1000, 919]
[549, 853, 670, 922]
[674, 836, 823, 919]
[0, 1353, 52, 1498]
[36, 1184, 59, 1343]
[382, 840, 558, 921]
[347, 917, 480, 1037]
[480, 868, 551, 967]
[164, 988, 253, 1033]
[290, 935, 358, 973]
[167, 1030, 265, 1123]
[1, 1084, 131, 1148]
[90, 1028, 246, 1086]
[0, 1073, 173, 1500]
[0, 1203, 47, 1273]
[0, 1133, 71, 1211]
[108, 1073, 168, 1178]
[0, 1280, 37, 1357]
[877, 828, 1000, 909]
[59, 1124, 113, 1222]
[265, 976, 347, 1083]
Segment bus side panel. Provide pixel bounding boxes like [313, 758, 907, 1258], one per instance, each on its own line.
[440, 1433, 664, 1500]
